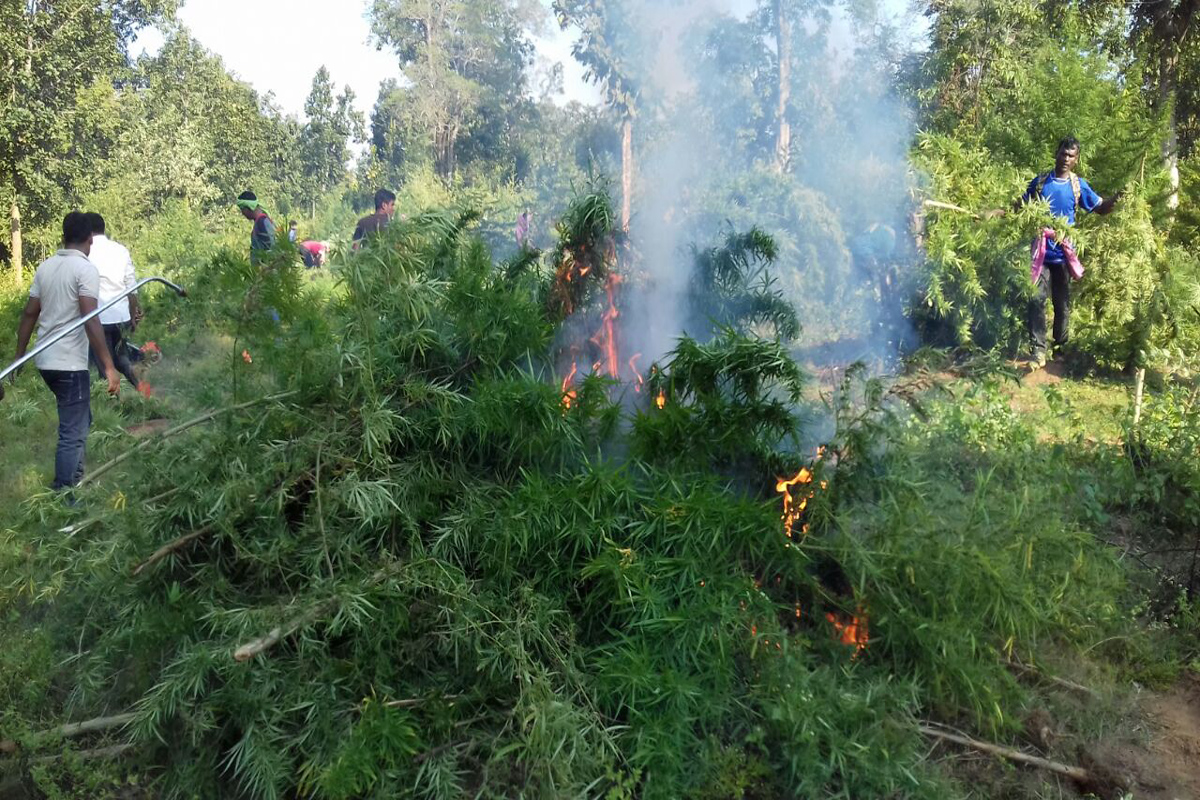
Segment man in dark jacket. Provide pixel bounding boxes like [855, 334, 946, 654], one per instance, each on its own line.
[236, 191, 277, 264]
[353, 189, 396, 249]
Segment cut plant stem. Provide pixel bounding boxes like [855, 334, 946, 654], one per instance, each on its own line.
[923, 199, 981, 219]
[234, 598, 339, 663]
[233, 563, 403, 662]
[131, 524, 214, 576]
[919, 724, 1092, 783]
[1133, 368, 1146, 427]
[0, 712, 136, 754]
[1006, 658, 1100, 699]
[382, 695, 461, 710]
[82, 391, 298, 487]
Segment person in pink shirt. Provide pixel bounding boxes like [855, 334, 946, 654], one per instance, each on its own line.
[299, 240, 329, 268]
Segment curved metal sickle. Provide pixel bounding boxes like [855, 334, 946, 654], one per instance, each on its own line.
[0, 277, 188, 401]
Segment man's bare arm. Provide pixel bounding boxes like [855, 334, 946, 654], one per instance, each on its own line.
[14, 297, 40, 362]
[1095, 190, 1124, 216]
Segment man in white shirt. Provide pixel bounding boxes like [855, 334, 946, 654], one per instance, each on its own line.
[12, 212, 120, 491]
[85, 213, 142, 389]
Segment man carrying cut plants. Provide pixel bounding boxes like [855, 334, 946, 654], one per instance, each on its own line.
[12, 212, 121, 493]
[1013, 137, 1122, 367]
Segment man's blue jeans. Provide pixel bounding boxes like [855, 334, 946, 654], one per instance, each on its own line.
[39, 370, 92, 490]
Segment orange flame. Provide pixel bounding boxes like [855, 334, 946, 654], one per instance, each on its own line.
[561, 363, 579, 411]
[629, 354, 645, 393]
[826, 609, 870, 658]
[655, 390, 666, 410]
[775, 468, 814, 539]
[242, 349, 253, 364]
[138, 383, 155, 398]
[587, 274, 623, 379]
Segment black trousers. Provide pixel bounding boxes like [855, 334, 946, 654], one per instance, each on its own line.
[1029, 262, 1070, 353]
[90, 322, 140, 389]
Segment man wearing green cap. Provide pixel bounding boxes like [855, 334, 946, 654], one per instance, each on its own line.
[236, 191, 276, 264]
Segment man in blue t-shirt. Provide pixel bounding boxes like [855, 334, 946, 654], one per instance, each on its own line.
[1014, 137, 1122, 365]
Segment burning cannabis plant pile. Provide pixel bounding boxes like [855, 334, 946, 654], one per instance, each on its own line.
[0, 192, 1134, 799]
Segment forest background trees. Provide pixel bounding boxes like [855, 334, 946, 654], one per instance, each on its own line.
[3, 0, 1200, 368]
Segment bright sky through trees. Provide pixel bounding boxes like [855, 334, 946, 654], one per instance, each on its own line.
[136, 0, 920, 126]
[134, 0, 604, 122]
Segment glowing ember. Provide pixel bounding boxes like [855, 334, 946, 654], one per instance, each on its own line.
[775, 468, 814, 539]
[826, 609, 870, 657]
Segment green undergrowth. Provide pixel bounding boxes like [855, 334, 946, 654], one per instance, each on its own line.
[0, 200, 1193, 800]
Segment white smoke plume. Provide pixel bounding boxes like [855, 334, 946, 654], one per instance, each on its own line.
[602, 0, 918, 379]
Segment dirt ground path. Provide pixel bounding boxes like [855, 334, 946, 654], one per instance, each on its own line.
[1090, 674, 1200, 800]
[1131, 675, 1200, 799]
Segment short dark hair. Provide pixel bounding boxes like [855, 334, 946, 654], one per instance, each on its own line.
[238, 190, 257, 202]
[289, 220, 298, 228]
[85, 212, 106, 235]
[1058, 136, 1081, 153]
[374, 189, 396, 211]
[62, 212, 92, 246]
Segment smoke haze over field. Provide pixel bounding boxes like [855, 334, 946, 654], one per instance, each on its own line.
[582, 0, 920, 379]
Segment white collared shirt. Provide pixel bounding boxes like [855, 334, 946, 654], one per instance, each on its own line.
[89, 234, 137, 325]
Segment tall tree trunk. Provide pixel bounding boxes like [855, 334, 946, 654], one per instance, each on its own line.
[10, 195, 22, 283]
[1159, 47, 1180, 215]
[774, 0, 792, 174]
[621, 116, 633, 232]
[433, 123, 458, 184]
